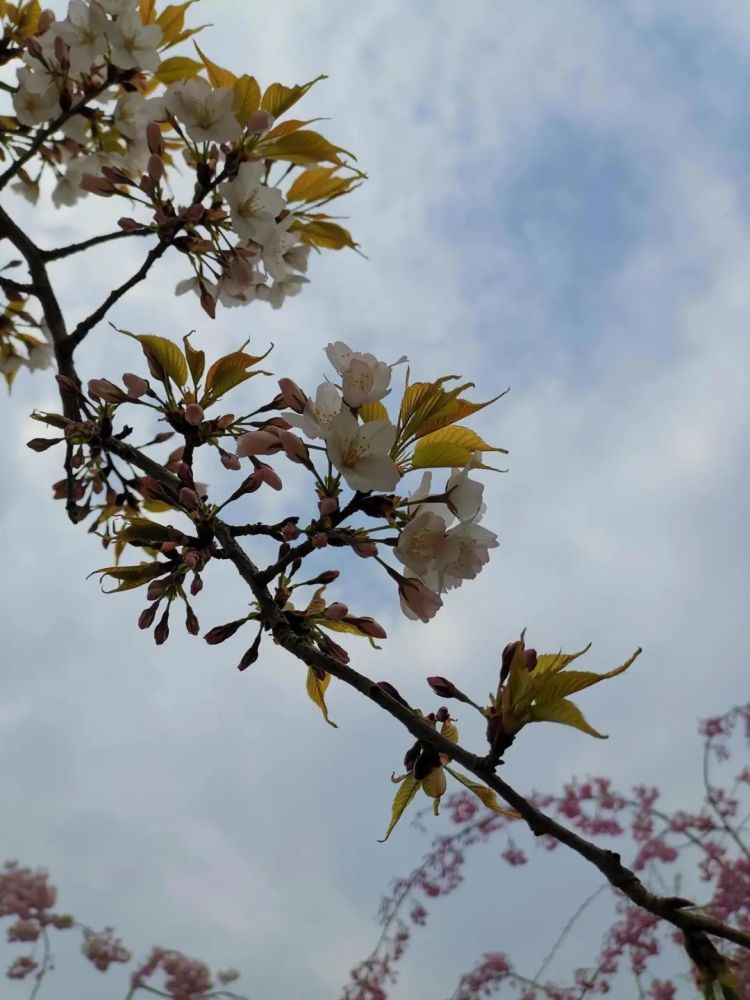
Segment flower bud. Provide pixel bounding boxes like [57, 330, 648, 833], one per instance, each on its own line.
[204, 618, 248, 645]
[138, 602, 160, 629]
[312, 569, 340, 585]
[247, 109, 274, 133]
[146, 578, 170, 602]
[154, 608, 170, 645]
[147, 153, 164, 182]
[185, 605, 200, 636]
[88, 378, 127, 404]
[427, 676, 460, 699]
[352, 616, 387, 639]
[500, 641, 521, 684]
[435, 706, 451, 723]
[26, 437, 62, 452]
[190, 573, 203, 596]
[318, 496, 339, 516]
[122, 372, 149, 399]
[179, 487, 200, 510]
[377, 681, 410, 708]
[403, 741, 420, 772]
[280, 521, 300, 542]
[220, 449, 241, 471]
[524, 648, 538, 672]
[277, 377, 307, 413]
[324, 602, 348, 620]
[184, 403, 204, 425]
[312, 532, 328, 549]
[238, 630, 262, 671]
[236, 430, 282, 457]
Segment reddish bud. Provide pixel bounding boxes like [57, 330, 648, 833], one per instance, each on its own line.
[352, 537, 378, 558]
[138, 601, 160, 630]
[427, 676, 460, 699]
[88, 378, 127, 404]
[313, 570, 340, 585]
[27, 437, 62, 452]
[154, 608, 170, 645]
[122, 373, 149, 399]
[179, 487, 200, 510]
[277, 377, 307, 413]
[352, 616, 387, 640]
[146, 122, 164, 155]
[311, 532, 328, 549]
[185, 605, 200, 636]
[236, 430, 282, 458]
[190, 573, 203, 596]
[318, 496, 339, 516]
[146, 578, 170, 602]
[500, 641, 521, 684]
[280, 521, 300, 542]
[278, 430, 310, 466]
[79, 173, 117, 196]
[238, 630, 262, 671]
[118, 217, 143, 232]
[524, 648, 538, 672]
[324, 602, 348, 621]
[318, 634, 349, 663]
[220, 450, 241, 471]
[246, 109, 274, 133]
[204, 618, 248, 645]
[435, 707, 451, 723]
[377, 681, 410, 709]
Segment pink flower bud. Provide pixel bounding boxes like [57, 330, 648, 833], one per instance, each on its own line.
[154, 608, 170, 645]
[256, 463, 283, 491]
[324, 602, 349, 620]
[204, 618, 248, 645]
[220, 449, 242, 470]
[397, 576, 442, 623]
[277, 377, 307, 413]
[312, 532, 328, 549]
[138, 602, 160, 630]
[184, 403, 204, 425]
[122, 372, 149, 398]
[427, 676, 460, 698]
[318, 496, 339, 516]
[185, 605, 200, 635]
[80, 173, 117, 196]
[27, 437, 62, 452]
[352, 538, 378, 558]
[236, 430, 283, 457]
[146, 121, 164, 156]
[352, 616, 387, 639]
[280, 521, 300, 542]
[190, 574, 203, 596]
[247, 109, 274, 133]
[147, 154, 164, 182]
[179, 487, 200, 510]
[88, 378, 127, 403]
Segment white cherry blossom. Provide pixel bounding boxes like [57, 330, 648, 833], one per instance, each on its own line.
[395, 509, 458, 578]
[445, 458, 485, 522]
[58, 0, 109, 76]
[13, 69, 60, 126]
[105, 10, 162, 72]
[99, 0, 138, 12]
[220, 162, 285, 244]
[326, 408, 399, 493]
[325, 341, 406, 409]
[261, 218, 301, 281]
[217, 255, 264, 307]
[165, 79, 240, 144]
[438, 521, 499, 591]
[114, 92, 165, 141]
[284, 382, 342, 440]
[255, 275, 308, 309]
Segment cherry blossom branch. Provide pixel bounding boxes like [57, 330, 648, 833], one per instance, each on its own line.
[703, 740, 750, 862]
[41, 228, 154, 263]
[0, 274, 33, 295]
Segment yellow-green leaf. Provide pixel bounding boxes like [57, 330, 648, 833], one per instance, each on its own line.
[294, 219, 358, 251]
[16, 0, 40, 37]
[154, 56, 202, 84]
[535, 644, 592, 677]
[232, 74, 261, 124]
[116, 518, 174, 545]
[379, 774, 420, 842]
[286, 166, 362, 205]
[415, 392, 507, 439]
[262, 118, 322, 141]
[446, 767, 521, 819]
[202, 349, 271, 405]
[91, 561, 166, 594]
[183, 334, 205, 386]
[258, 130, 354, 166]
[305, 667, 337, 728]
[143, 499, 174, 513]
[534, 649, 642, 706]
[421, 767, 447, 799]
[410, 441, 472, 470]
[359, 400, 389, 423]
[157, 1, 197, 47]
[121, 331, 188, 388]
[529, 698, 607, 739]
[440, 719, 459, 743]
[193, 41, 236, 87]
[416, 425, 507, 456]
[261, 75, 326, 118]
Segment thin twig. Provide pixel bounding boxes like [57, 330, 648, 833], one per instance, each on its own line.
[41, 228, 154, 262]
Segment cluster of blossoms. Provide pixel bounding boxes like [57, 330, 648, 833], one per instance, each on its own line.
[1, 859, 245, 996]
[0, 0, 362, 385]
[346, 703, 750, 999]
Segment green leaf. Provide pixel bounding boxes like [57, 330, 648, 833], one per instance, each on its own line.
[305, 667, 337, 728]
[378, 774, 420, 842]
[261, 75, 326, 118]
[183, 334, 205, 386]
[116, 518, 174, 545]
[529, 698, 607, 739]
[445, 767, 520, 818]
[411, 441, 472, 470]
[534, 649, 642, 706]
[359, 400, 389, 423]
[416, 425, 507, 456]
[201, 348, 271, 405]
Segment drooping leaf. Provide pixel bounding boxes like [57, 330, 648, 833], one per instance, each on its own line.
[257, 130, 354, 166]
[529, 698, 607, 739]
[193, 41, 236, 87]
[445, 767, 521, 819]
[116, 518, 174, 545]
[534, 649, 642, 706]
[359, 400, 389, 423]
[379, 774, 420, 842]
[154, 56, 202, 84]
[232, 74, 261, 124]
[91, 561, 168, 594]
[286, 166, 363, 206]
[183, 334, 205, 386]
[261, 75, 326, 118]
[305, 667, 337, 728]
[294, 218, 358, 251]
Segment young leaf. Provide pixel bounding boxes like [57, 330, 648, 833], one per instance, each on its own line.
[257, 130, 354, 166]
[440, 719, 459, 743]
[154, 56, 202, 84]
[91, 562, 168, 594]
[379, 774, 420, 842]
[415, 425, 507, 456]
[534, 644, 592, 677]
[233, 74, 261, 124]
[183, 334, 205, 386]
[359, 400, 389, 423]
[294, 219, 358, 251]
[305, 668, 337, 728]
[194, 41, 236, 87]
[529, 698, 607, 738]
[534, 649, 642, 707]
[261, 75, 327, 118]
[286, 166, 362, 205]
[157, 1, 198, 48]
[410, 441, 473, 470]
[202, 349, 271, 405]
[445, 767, 521, 819]
[124, 333, 188, 389]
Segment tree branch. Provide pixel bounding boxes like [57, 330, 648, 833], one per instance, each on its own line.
[41, 228, 154, 263]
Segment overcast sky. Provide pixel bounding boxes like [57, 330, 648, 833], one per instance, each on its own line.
[2, 1, 750, 997]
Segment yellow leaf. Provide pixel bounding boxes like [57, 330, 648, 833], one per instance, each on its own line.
[16, 0, 40, 37]
[154, 56, 203, 84]
[305, 667, 337, 728]
[379, 774, 420, 842]
[304, 585, 327, 616]
[445, 768, 521, 819]
[183, 334, 205, 386]
[410, 441, 472, 470]
[193, 41, 236, 87]
[140, 0, 157, 23]
[262, 118, 321, 141]
[529, 698, 607, 739]
[507, 635, 534, 713]
[359, 400, 389, 423]
[116, 518, 173, 545]
[534, 649, 642, 707]
[232, 74, 261, 124]
[91, 562, 166, 594]
[440, 719, 459, 743]
[286, 166, 363, 206]
[416, 425, 507, 456]
[258, 129, 354, 166]
[143, 499, 174, 513]
[535, 644, 592, 676]
[295, 219, 358, 251]
[202, 348, 271, 405]
[421, 767, 447, 799]
[126, 333, 188, 388]
[157, 1, 197, 47]
[261, 75, 326, 118]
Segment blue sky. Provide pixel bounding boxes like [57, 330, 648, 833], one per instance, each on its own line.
[2, 1, 750, 997]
